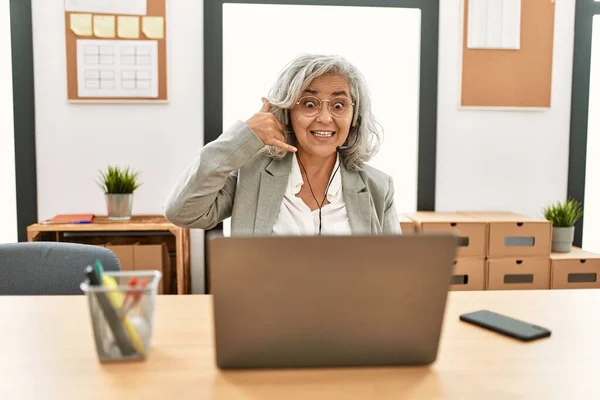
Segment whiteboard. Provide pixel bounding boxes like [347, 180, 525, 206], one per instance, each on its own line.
[583, 15, 600, 253]
[0, 0, 17, 243]
[222, 3, 421, 235]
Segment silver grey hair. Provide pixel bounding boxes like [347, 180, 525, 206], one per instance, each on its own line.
[262, 54, 382, 172]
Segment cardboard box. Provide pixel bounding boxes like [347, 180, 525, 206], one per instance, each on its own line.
[551, 247, 600, 289]
[406, 212, 487, 258]
[398, 214, 415, 233]
[105, 243, 170, 294]
[463, 212, 551, 258]
[487, 258, 550, 290]
[105, 244, 135, 271]
[451, 258, 486, 291]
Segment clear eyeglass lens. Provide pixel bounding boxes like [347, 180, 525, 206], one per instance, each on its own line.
[297, 96, 352, 117]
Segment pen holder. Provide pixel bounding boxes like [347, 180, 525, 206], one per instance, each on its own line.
[81, 270, 162, 362]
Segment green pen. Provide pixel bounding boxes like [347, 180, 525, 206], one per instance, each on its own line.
[95, 259, 105, 282]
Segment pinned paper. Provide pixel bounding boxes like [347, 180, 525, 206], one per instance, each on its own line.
[65, 0, 147, 16]
[467, 0, 521, 49]
[77, 39, 158, 98]
[70, 13, 92, 36]
[93, 15, 115, 38]
[142, 16, 164, 39]
[118, 16, 139, 39]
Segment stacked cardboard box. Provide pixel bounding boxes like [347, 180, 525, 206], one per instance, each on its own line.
[550, 247, 600, 289]
[403, 212, 600, 291]
[399, 215, 415, 233]
[405, 212, 487, 291]
[105, 243, 171, 294]
[462, 212, 552, 290]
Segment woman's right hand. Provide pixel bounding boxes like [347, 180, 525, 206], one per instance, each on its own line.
[245, 98, 297, 153]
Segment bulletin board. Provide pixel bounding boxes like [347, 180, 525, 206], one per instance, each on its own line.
[64, 0, 168, 102]
[460, 0, 555, 108]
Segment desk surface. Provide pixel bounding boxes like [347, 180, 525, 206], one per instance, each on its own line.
[1, 291, 598, 399]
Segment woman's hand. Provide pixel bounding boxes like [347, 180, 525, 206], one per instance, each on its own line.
[245, 98, 297, 153]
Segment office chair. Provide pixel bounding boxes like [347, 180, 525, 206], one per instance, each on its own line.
[0, 242, 120, 295]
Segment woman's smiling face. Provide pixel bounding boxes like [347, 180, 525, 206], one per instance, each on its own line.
[290, 74, 354, 159]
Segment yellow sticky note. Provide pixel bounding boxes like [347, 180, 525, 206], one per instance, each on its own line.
[70, 13, 92, 36]
[142, 16, 164, 39]
[93, 15, 115, 38]
[118, 16, 139, 39]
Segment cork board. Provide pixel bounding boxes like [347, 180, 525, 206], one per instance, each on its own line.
[64, 0, 167, 101]
[461, 0, 555, 108]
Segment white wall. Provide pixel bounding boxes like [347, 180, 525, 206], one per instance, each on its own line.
[583, 15, 600, 253]
[32, 0, 206, 292]
[436, 0, 575, 218]
[0, 1, 18, 244]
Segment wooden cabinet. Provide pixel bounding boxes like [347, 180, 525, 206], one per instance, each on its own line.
[27, 215, 190, 294]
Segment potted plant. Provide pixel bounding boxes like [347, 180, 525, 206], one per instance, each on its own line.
[542, 199, 583, 253]
[97, 166, 141, 221]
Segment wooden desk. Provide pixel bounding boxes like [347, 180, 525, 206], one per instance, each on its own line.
[27, 215, 190, 294]
[1, 291, 598, 399]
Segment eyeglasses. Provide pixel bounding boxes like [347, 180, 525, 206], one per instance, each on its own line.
[294, 96, 355, 118]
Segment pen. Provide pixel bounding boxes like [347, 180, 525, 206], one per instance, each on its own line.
[120, 279, 147, 319]
[120, 277, 138, 318]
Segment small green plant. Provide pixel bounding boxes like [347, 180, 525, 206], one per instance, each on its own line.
[97, 165, 141, 194]
[542, 199, 583, 228]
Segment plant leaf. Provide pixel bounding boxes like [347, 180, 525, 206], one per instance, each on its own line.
[542, 198, 583, 227]
[97, 165, 142, 194]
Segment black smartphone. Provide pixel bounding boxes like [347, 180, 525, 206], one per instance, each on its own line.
[459, 310, 551, 342]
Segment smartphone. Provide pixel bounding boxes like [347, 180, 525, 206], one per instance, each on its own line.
[459, 310, 551, 341]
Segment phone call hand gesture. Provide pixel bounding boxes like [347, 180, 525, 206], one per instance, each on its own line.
[245, 98, 297, 153]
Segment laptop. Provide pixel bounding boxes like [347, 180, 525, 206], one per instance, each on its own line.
[208, 234, 457, 369]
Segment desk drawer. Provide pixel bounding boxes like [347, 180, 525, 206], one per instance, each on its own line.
[552, 258, 600, 289]
[451, 259, 485, 291]
[487, 258, 550, 290]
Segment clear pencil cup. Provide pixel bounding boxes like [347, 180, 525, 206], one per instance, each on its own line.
[80, 270, 162, 362]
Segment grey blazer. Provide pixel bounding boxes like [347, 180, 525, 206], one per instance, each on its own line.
[164, 121, 401, 235]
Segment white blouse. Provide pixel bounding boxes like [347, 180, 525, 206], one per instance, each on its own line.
[272, 153, 352, 236]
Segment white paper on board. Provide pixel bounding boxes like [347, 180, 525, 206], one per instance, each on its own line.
[76, 39, 158, 98]
[65, 0, 147, 16]
[467, 0, 521, 50]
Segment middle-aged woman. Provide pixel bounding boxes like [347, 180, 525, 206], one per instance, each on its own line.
[164, 54, 401, 236]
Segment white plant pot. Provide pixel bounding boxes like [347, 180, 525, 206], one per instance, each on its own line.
[552, 226, 574, 253]
[105, 194, 133, 221]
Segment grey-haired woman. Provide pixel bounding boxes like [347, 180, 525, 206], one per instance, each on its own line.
[164, 54, 401, 235]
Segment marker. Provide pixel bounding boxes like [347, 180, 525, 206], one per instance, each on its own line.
[94, 259, 105, 282]
[85, 265, 100, 286]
